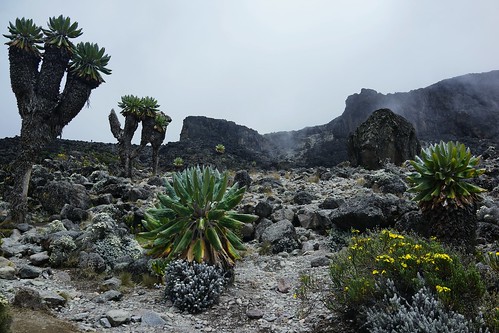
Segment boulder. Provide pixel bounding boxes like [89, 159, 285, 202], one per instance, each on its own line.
[348, 108, 420, 170]
[12, 287, 46, 310]
[254, 201, 273, 218]
[330, 194, 416, 231]
[260, 219, 300, 253]
[36, 180, 91, 215]
[106, 309, 130, 327]
[234, 170, 252, 189]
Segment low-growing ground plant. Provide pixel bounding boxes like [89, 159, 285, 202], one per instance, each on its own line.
[164, 259, 227, 313]
[329, 229, 485, 324]
[407, 141, 486, 252]
[172, 157, 184, 169]
[364, 279, 490, 333]
[138, 166, 257, 273]
[215, 144, 225, 154]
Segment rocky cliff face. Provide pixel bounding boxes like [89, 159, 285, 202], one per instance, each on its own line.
[1, 71, 498, 170]
[266, 70, 499, 166]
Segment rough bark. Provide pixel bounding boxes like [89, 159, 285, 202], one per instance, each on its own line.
[7, 45, 101, 224]
[134, 113, 170, 175]
[36, 44, 71, 101]
[422, 203, 478, 254]
[8, 48, 40, 116]
[108, 109, 140, 178]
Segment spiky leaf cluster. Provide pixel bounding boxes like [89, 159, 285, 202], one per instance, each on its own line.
[141, 96, 160, 117]
[42, 15, 82, 50]
[407, 141, 486, 210]
[215, 144, 225, 154]
[173, 157, 184, 167]
[154, 112, 171, 133]
[118, 94, 143, 117]
[139, 166, 257, 270]
[69, 42, 111, 83]
[3, 17, 43, 56]
[164, 260, 227, 313]
[118, 95, 163, 120]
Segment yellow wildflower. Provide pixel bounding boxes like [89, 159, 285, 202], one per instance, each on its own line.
[436, 285, 451, 293]
[401, 262, 408, 268]
[433, 253, 453, 262]
[400, 254, 414, 260]
[388, 232, 404, 239]
[372, 270, 379, 275]
[376, 255, 395, 264]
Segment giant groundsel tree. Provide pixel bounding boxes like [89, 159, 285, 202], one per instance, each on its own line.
[3, 16, 111, 223]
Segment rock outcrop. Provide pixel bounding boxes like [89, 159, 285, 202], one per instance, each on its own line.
[347, 108, 420, 169]
[266, 70, 499, 167]
[1, 71, 498, 171]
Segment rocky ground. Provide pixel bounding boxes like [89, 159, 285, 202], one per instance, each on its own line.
[1, 148, 498, 332]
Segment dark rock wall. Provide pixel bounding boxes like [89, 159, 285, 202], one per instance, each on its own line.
[266, 70, 499, 166]
[1, 71, 498, 170]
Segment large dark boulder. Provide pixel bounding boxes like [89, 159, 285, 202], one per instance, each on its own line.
[36, 180, 91, 215]
[330, 194, 417, 231]
[347, 109, 420, 170]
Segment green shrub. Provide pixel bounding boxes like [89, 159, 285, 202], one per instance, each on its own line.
[329, 229, 485, 317]
[138, 166, 257, 273]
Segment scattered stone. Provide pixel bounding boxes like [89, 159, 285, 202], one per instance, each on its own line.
[0, 265, 16, 280]
[29, 251, 50, 266]
[72, 312, 90, 321]
[277, 278, 292, 293]
[12, 286, 46, 310]
[246, 308, 264, 319]
[40, 290, 67, 308]
[100, 277, 122, 291]
[139, 310, 167, 327]
[234, 170, 252, 189]
[99, 317, 112, 328]
[106, 309, 131, 327]
[93, 290, 123, 303]
[255, 201, 273, 218]
[254, 218, 273, 242]
[310, 256, 330, 267]
[17, 264, 42, 279]
[293, 191, 316, 205]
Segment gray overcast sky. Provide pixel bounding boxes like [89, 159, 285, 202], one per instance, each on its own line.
[1, 1, 498, 143]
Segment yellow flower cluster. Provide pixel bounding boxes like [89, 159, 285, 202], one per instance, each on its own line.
[381, 229, 405, 239]
[435, 285, 451, 293]
[376, 254, 395, 264]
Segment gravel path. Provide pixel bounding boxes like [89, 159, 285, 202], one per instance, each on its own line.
[4, 235, 335, 333]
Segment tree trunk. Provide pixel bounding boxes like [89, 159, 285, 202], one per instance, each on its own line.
[9, 114, 54, 223]
[9, 76, 97, 224]
[423, 203, 478, 253]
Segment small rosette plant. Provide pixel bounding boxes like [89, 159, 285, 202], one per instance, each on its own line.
[407, 141, 485, 210]
[138, 166, 257, 272]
